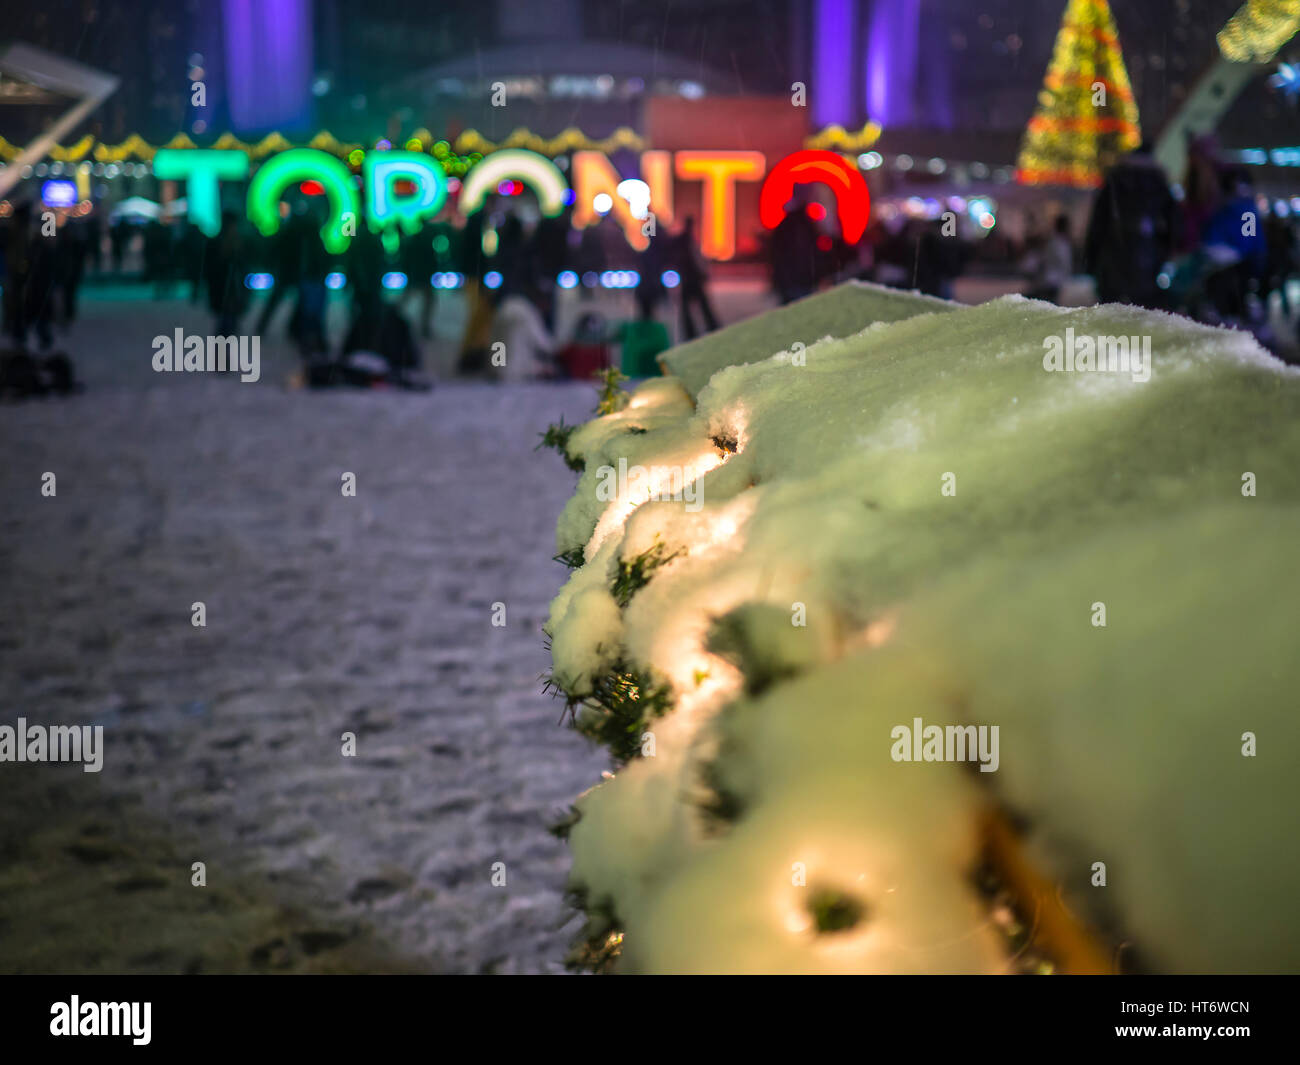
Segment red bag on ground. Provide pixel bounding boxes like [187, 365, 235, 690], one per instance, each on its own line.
[557, 341, 611, 380]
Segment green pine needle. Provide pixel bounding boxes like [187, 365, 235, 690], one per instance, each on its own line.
[537, 417, 585, 472]
[611, 537, 683, 607]
[595, 367, 630, 416]
[553, 546, 586, 570]
[807, 887, 867, 934]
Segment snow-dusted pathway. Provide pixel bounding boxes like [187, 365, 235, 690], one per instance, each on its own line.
[0, 295, 607, 973]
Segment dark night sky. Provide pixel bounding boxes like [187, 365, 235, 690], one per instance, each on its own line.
[0, 0, 1295, 146]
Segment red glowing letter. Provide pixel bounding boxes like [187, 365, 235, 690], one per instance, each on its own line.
[759, 150, 871, 243]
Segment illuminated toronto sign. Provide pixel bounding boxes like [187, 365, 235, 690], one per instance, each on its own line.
[152, 144, 871, 260]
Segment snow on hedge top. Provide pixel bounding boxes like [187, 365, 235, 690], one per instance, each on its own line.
[657, 280, 954, 398]
[547, 290, 1300, 973]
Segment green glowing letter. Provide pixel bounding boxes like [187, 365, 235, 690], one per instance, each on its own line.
[247, 148, 358, 253]
[153, 149, 250, 237]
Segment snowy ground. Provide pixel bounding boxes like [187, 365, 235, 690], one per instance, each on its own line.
[0, 291, 623, 973]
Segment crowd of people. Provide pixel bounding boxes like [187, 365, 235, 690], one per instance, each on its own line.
[1081, 136, 1297, 342]
[834, 139, 1297, 352]
[0, 205, 92, 396]
[762, 195, 973, 305]
[1, 204, 93, 352]
[757, 138, 1299, 357]
[0, 189, 727, 388]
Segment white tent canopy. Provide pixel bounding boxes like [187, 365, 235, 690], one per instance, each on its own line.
[109, 196, 162, 221]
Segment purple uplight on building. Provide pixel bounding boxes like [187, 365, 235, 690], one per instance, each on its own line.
[812, 0, 857, 128]
[811, 0, 939, 131]
[920, 9, 955, 130]
[222, 0, 314, 133]
[866, 0, 920, 128]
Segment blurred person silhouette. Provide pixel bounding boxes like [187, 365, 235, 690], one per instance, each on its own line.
[179, 220, 207, 303]
[491, 281, 556, 381]
[89, 214, 108, 273]
[868, 216, 912, 288]
[615, 313, 670, 378]
[459, 193, 496, 282]
[1179, 134, 1223, 254]
[402, 222, 440, 338]
[1, 204, 30, 343]
[457, 194, 500, 373]
[0, 206, 78, 397]
[4, 203, 56, 350]
[574, 214, 608, 301]
[1025, 214, 1075, 304]
[54, 217, 91, 326]
[344, 220, 385, 335]
[1084, 141, 1177, 308]
[634, 229, 668, 321]
[27, 224, 58, 350]
[493, 212, 529, 295]
[291, 197, 332, 358]
[1264, 210, 1297, 318]
[840, 221, 877, 283]
[531, 204, 573, 324]
[143, 218, 173, 296]
[204, 210, 250, 336]
[1197, 167, 1268, 323]
[770, 196, 820, 304]
[338, 280, 429, 389]
[905, 217, 965, 299]
[256, 198, 308, 335]
[0, 214, 7, 282]
[109, 216, 130, 274]
[673, 216, 718, 338]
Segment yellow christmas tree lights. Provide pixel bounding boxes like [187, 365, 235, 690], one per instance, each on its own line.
[1217, 0, 1300, 62]
[1016, 0, 1141, 189]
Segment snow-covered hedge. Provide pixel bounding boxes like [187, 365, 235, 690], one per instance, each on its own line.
[543, 283, 1300, 974]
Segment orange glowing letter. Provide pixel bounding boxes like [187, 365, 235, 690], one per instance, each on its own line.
[673, 150, 766, 260]
[639, 150, 674, 229]
[572, 151, 642, 250]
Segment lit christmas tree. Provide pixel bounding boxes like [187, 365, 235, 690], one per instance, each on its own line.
[1016, 0, 1142, 189]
